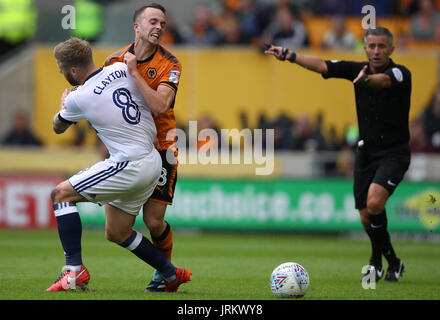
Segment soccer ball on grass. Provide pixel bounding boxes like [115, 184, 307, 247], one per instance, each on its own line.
[270, 262, 310, 298]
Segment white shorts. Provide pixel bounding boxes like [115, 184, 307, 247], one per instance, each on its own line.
[69, 150, 161, 216]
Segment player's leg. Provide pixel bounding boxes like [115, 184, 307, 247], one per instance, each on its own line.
[46, 180, 90, 291]
[47, 157, 146, 291]
[359, 207, 386, 283]
[105, 204, 172, 273]
[144, 200, 173, 260]
[366, 183, 404, 281]
[146, 151, 177, 261]
[370, 153, 410, 282]
[143, 149, 178, 292]
[354, 147, 385, 282]
[50, 158, 124, 287]
[365, 182, 389, 269]
[359, 208, 379, 267]
[143, 200, 173, 292]
[105, 203, 190, 291]
[104, 203, 136, 244]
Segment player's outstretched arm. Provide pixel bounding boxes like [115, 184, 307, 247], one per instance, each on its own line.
[124, 52, 175, 116]
[264, 44, 328, 75]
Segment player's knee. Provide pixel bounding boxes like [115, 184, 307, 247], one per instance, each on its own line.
[144, 215, 160, 229]
[146, 218, 166, 236]
[105, 227, 133, 244]
[51, 184, 66, 203]
[366, 197, 385, 215]
[105, 228, 121, 244]
[143, 208, 165, 230]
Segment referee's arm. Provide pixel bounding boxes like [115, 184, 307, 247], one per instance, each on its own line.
[353, 65, 391, 88]
[264, 45, 328, 75]
[265, 45, 392, 89]
[292, 52, 328, 75]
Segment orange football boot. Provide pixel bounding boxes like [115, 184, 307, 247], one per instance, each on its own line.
[165, 267, 191, 292]
[46, 265, 90, 292]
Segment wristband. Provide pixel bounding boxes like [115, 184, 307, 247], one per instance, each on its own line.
[287, 50, 297, 63]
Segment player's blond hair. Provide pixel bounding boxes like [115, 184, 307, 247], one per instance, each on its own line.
[54, 37, 93, 71]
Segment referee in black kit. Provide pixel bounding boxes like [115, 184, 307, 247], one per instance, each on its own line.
[265, 26, 410, 283]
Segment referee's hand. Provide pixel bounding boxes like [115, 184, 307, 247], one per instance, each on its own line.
[264, 44, 287, 61]
[353, 65, 368, 84]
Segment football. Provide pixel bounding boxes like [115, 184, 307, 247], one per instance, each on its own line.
[270, 262, 310, 298]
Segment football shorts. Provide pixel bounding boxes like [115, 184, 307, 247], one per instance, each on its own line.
[149, 149, 178, 205]
[354, 144, 410, 210]
[69, 150, 161, 215]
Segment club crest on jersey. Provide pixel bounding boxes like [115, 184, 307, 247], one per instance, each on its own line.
[147, 67, 157, 79]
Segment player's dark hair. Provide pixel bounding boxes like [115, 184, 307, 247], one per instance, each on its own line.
[54, 37, 93, 71]
[133, 3, 166, 22]
[364, 27, 394, 46]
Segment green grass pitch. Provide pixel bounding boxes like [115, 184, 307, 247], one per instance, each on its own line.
[0, 229, 439, 300]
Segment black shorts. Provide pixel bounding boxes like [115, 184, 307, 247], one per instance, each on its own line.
[149, 150, 178, 205]
[354, 144, 410, 210]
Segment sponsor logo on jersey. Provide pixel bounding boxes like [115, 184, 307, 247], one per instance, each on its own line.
[169, 70, 180, 84]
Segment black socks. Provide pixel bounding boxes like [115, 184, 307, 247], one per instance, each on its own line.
[367, 210, 398, 267]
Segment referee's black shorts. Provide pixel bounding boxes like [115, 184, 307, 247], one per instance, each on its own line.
[354, 143, 411, 210]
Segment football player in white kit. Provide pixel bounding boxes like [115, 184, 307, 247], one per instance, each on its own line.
[46, 37, 191, 292]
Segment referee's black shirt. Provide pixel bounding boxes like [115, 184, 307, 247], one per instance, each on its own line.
[322, 58, 411, 152]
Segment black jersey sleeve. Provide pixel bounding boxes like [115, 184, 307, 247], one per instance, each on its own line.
[383, 65, 411, 89]
[322, 60, 365, 81]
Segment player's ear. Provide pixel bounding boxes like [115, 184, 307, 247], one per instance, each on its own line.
[70, 66, 79, 75]
[133, 21, 139, 33]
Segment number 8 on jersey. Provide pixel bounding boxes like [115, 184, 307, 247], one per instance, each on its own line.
[112, 88, 141, 125]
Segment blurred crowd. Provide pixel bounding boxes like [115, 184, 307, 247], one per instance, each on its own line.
[173, 84, 440, 177]
[1, 0, 440, 58]
[161, 0, 440, 49]
[182, 83, 440, 154]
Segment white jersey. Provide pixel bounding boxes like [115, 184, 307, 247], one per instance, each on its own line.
[60, 62, 156, 162]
